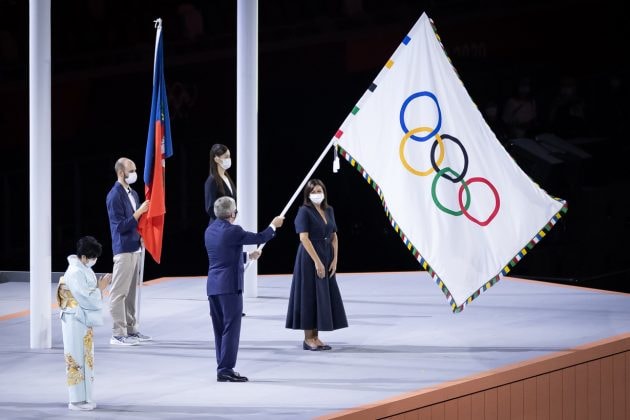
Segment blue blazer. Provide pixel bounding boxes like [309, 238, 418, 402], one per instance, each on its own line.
[106, 182, 141, 255]
[205, 219, 275, 296]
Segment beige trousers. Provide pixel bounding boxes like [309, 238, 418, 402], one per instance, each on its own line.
[110, 252, 141, 337]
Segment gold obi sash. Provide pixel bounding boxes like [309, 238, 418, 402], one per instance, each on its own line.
[56, 276, 78, 310]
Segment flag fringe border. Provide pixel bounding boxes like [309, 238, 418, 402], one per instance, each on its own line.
[337, 145, 568, 313]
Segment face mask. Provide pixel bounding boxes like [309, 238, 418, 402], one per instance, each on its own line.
[125, 172, 137, 184]
[310, 193, 324, 205]
[86, 258, 97, 268]
[219, 158, 231, 170]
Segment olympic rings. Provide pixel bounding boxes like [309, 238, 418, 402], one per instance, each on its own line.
[399, 126, 445, 176]
[459, 177, 500, 226]
[430, 134, 468, 183]
[431, 167, 471, 216]
[399, 91, 442, 142]
[398, 91, 501, 226]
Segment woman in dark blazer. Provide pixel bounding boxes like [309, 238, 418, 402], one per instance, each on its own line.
[204, 144, 235, 223]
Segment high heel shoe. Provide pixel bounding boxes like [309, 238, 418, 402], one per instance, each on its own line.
[303, 341, 321, 351]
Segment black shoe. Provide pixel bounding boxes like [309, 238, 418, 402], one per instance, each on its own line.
[318, 344, 332, 350]
[302, 341, 321, 351]
[217, 372, 249, 382]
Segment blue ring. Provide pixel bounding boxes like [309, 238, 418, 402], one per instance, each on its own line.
[399, 91, 442, 142]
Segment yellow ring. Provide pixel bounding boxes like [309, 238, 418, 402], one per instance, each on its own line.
[399, 126, 444, 176]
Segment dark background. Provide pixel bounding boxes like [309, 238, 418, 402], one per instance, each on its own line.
[1, 0, 628, 292]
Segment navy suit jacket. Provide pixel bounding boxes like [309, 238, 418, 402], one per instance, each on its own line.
[205, 219, 275, 296]
[106, 182, 141, 255]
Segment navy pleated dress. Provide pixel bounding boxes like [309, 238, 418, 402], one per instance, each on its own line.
[285, 205, 348, 331]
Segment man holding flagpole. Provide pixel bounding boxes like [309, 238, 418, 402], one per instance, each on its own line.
[106, 157, 151, 346]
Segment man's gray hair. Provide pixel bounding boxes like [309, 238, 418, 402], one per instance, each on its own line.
[214, 196, 236, 220]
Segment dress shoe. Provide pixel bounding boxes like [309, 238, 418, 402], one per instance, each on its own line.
[318, 344, 332, 350]
[217, 371, 249, 382]
[303, 341, 322, 351]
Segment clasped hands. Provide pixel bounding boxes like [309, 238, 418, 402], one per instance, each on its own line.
[98, 273, 112, 291]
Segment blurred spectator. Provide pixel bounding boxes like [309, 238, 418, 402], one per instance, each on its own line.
[502, 77, 539, 139]
[482, 100, 509, 144]
[177, 2, 204, 42]
[589, 74, 627, 139]
[169, 81, 198, 121]
[547, 76, 586, 138]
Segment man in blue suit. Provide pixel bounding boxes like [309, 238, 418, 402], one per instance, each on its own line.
[205, 196, 284, 382]
[106, 157, 151, 346]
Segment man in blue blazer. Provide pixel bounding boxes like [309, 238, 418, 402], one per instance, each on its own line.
[105, 157, 151, 346]
[205, 196, 284, 382]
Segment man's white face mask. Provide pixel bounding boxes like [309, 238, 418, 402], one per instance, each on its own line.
[125, 172, 138, 185]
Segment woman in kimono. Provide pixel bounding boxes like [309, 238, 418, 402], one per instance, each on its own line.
[286, 179, 348, 350]
[57, 236, 111, 411]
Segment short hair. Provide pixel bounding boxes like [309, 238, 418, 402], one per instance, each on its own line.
[214, 196, 236, 220]
[114, 158, 127, 175]
[76, 236, 103, 259]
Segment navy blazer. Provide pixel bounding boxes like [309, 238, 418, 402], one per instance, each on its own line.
[205, 219, 275, 296]
[106, 182, 141, 255]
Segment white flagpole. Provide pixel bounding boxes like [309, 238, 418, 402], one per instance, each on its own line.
[244, 138, 336, 271]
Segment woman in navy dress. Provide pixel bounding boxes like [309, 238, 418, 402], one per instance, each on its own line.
[286, 179, 348, 350]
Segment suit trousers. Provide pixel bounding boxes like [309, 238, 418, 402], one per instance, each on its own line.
[208, 293, 243, 374]
[110, 252, 140, 336]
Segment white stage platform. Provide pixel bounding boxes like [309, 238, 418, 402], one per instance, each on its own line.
[1, 272, 629, 419]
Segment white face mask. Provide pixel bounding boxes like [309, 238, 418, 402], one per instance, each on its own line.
[309, 193, 324, 205]
[219, 158, 231, 170]
[125, 172, 137, 185]
[86, 258, 97, 268]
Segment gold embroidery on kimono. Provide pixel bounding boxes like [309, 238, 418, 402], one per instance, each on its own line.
[65, 354, 84, 385]
[56, 277, 78, 310]
[84, 328, 94, 370]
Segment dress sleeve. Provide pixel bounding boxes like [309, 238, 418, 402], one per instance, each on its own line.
[294, 206, 310, 234]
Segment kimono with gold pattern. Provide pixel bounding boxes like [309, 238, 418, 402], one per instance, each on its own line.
[58, 255, 104, 404]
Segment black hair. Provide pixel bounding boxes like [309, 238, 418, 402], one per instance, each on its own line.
[209, 143, 234, 196]
[76, 236, 103, 259]
[302, 178, 328, 210]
